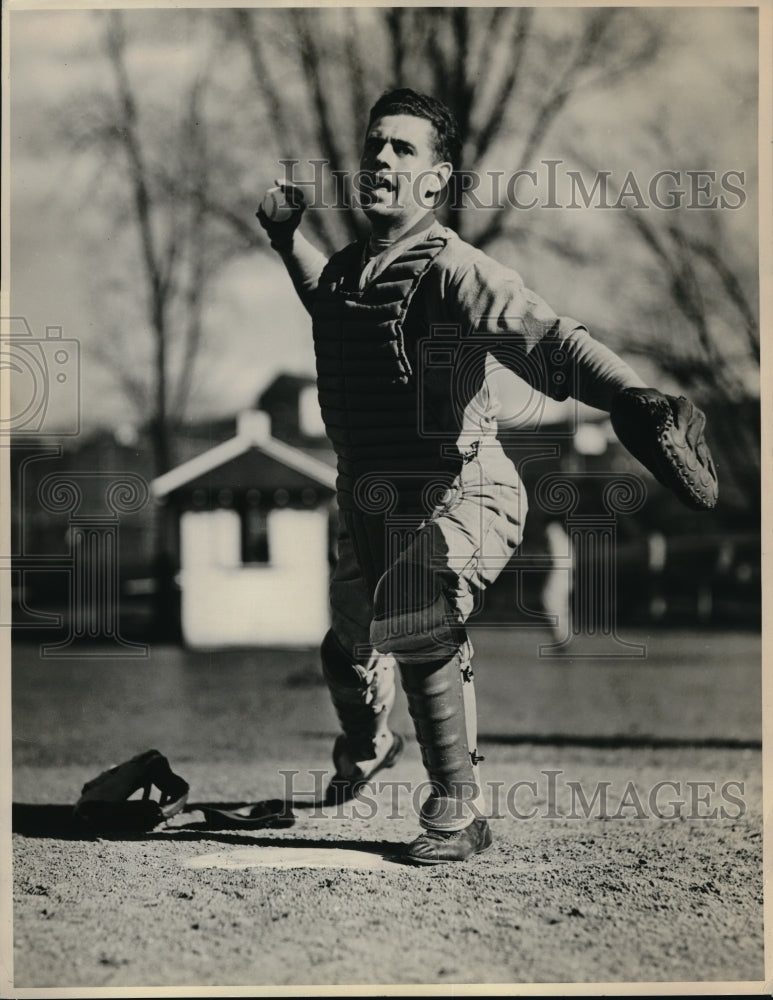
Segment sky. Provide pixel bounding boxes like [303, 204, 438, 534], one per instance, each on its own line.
[7, 5, 761, 438]
[8, 9, 316, 436]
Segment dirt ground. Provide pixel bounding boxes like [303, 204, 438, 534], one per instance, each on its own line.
[8, 628, 767, 994]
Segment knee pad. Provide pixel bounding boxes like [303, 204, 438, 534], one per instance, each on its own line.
[370, 567, 466, 659]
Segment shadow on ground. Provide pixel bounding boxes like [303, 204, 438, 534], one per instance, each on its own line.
[12, 804, 410, 863]
[12, 797, 386, 842]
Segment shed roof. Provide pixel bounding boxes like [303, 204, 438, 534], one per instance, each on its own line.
[151, 411, 337, 499]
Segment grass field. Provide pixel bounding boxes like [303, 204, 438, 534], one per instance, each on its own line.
[8, 627, 766, 993]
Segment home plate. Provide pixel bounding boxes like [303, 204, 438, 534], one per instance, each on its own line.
[185, 846, 402, 872]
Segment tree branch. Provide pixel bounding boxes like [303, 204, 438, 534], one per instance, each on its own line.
[104, 10, 171, 472]
[231, 10, 294, 152]
[291, 9, 360, 243]
[476, 10, 621, 248]
[385, 8, 407, 86]
[471, 8, 533, 165]
[681, 233, 759, 362]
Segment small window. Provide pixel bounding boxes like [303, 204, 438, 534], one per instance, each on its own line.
[242, 508, 271, 565]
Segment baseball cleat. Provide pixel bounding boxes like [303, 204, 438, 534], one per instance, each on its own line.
[403, 818, 492, 865]
[324, 732, 404, 806]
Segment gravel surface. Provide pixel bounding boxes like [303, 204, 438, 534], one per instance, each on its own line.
[9, 629, 765, 992]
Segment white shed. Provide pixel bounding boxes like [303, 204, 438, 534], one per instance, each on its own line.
[151, 411, 337, 648]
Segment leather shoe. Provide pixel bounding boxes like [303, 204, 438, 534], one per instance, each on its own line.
[403, 817, 492, 865]
[324, 733, 404, 806]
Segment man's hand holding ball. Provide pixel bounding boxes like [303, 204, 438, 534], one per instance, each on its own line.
[260, 186, 296, 223]
[257, 181, 306, 247]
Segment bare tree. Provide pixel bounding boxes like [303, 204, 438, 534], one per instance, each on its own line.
[621, 201, 759, 508]
[70, 10, 247, 476]
[385, 7, 660, 243]
[64, 10, 255, 632]
[72, 7, 757, 512]
[103, 10, 174, 474]
[560, 129, 760, 511]
[201, 7, 660, 251]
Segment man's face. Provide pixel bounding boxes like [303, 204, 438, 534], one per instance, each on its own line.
[359, 114, 449, 225]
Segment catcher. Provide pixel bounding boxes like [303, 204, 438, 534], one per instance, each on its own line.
[258, 89, 717, 865]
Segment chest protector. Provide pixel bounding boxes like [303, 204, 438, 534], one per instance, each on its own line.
[313, 234, 459, 514]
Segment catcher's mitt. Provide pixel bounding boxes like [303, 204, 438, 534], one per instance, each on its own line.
[610, 387, 718, 511]
[73, 749, 189, 832]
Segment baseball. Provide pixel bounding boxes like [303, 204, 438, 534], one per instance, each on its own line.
[261, 186, 295, 223]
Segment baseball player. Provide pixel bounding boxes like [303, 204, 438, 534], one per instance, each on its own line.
[258, 89, 717, 864]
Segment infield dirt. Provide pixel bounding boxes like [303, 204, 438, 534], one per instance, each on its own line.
[10, 628, 764, 990]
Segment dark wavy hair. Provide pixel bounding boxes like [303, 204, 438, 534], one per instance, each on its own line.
[366, 89, 463, 172]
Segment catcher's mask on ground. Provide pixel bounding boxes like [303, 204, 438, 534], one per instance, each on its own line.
[73, 749, 189, 833]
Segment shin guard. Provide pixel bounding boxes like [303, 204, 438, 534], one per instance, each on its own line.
[398, 640, 485, 832]
[320, 629, 396, 762]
